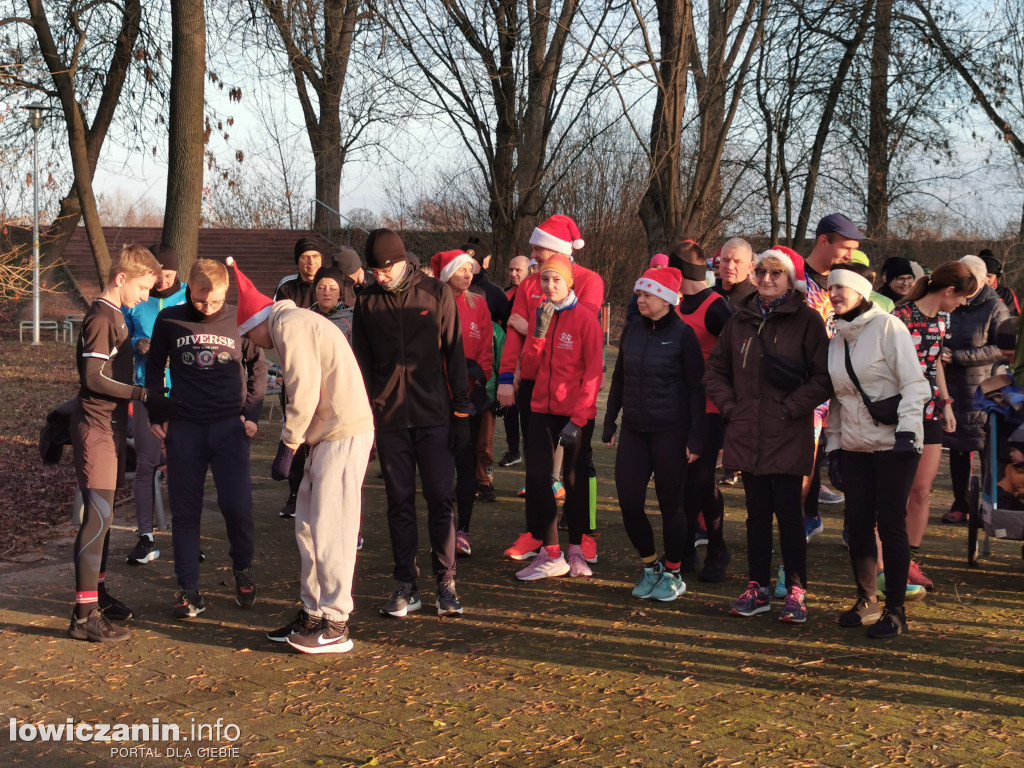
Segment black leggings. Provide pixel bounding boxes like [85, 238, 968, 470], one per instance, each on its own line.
[682, 414, 724, 554]
[455, 412, 484, 532]
[525, 413, 594, 546]
[843, 449, 919, 610]
[742, 473, 806, 590]
[616, 428, 688, 563]
[949, 450, 974, 509]
[74, 489, 114, 598]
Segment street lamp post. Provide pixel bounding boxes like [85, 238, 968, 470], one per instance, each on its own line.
[23, 103, 50, 346]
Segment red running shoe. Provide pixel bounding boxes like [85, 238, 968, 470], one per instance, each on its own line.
[908, 559, 933, 590]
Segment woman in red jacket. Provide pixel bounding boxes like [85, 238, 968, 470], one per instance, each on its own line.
[514, 254, 604, 581]
[432, 250, 494, 558]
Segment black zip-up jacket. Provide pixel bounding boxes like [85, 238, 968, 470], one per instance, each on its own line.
[471, 268, 511, 328]
[604, 310, 707, 455]
[274, 274, 316, 308]
[146, 290, 268, 424]
[352, 266, 470, 431]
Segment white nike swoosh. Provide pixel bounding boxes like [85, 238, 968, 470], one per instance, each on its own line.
[661, 341, 672, 345]
[316, 634, 342, 645]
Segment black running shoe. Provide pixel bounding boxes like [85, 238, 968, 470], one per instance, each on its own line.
[436, 581, 464, 616]
[267, 609, 319, 643]
[172, 590, 206, 619]
[98, 584, 133, 621]
[477, 483, 497, 502]
[280, 495, 296, 519]
[234, 567, 257, 608]
[499, 451, 522, 467]
[380, 582, 421, 617]
[125, 535, 160, 565]
[68, 608, 130, 642]
[286, 617, 354, 654]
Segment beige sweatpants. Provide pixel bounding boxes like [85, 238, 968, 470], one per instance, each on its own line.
[295, 431, 373, 621]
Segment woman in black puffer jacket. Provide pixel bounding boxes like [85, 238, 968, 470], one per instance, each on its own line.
[941, 255, 1010, 523]
[603, 267, 706, 602]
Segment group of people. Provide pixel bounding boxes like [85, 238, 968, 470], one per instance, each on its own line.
[65, 211, 1019, 651]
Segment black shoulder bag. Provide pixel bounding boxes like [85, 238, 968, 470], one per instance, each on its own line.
[843, 339, 901, 425]
[757, 323, 808, 391]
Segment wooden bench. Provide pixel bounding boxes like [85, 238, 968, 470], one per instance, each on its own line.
[19, 320, 59, 342]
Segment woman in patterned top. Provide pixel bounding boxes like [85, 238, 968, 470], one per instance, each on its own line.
[892, 262, 978, 589]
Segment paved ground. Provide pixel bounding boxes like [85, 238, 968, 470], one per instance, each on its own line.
[3, 395, 1024, 767]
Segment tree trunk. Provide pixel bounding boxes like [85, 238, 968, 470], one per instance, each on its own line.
[163, 0, 206, 275]
[639, 0, 693, 255]
[866, 0, 892, 240]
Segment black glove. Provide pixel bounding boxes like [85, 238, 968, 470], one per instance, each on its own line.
[449, 414, 471, 454]
[534, 301, 556, 339]
[602, 422, 616, 443]
[827, 450, 845, 492]
[271, 441, 297, 481]
[494, 403, 507, 417]
[130, 386, 148, 402]
[893, 431, 920, 454]
[558, 421, 581, 448]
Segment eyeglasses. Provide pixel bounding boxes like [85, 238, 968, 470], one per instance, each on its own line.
[753, 268, 786, 280]
[192, 299, 225, 310]
[891, 275, 915, 284]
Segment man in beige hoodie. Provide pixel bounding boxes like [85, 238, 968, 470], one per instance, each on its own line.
[227, 257, 374, 655]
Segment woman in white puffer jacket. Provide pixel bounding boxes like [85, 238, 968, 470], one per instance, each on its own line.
[825, 264, 931, 639]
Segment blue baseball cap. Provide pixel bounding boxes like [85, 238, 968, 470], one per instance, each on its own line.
[814, 213, 865, 241]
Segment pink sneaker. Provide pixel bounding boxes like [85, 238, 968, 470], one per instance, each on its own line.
[567, 545, 593, 577]
[580, 534, 598, 564]
[456, 530, 471, 557]
[504, 532, 542, 560]
[515, 548, 569, 581]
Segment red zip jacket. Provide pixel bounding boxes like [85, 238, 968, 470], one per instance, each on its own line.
[456, 290, 493, 388]
[499, 263, 604, 377]
[520, 301, 603, 426]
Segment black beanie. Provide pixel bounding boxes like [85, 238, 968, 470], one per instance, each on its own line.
[294, 237, 321, 263]
[312, 264, 348, 293]
[881, 257, 914, 285]
[150, 243, 179, 272]
[980, 250, 1002, 277]
[364, 228, 407, 269]
[461, 235, 490, 265]
[336, 246, 362, 276]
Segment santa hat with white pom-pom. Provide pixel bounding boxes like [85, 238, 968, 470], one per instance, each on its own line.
[529, 214, 585, 256]
[225, 256, 274, 335]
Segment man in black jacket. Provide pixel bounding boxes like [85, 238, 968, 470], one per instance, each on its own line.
[275, 237, 323, 308]
[352, 229, 472, 618]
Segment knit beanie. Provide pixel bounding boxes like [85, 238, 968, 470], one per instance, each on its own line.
[881, 256, 915, 284]
[336, 246, 362, 277]
[312, 265, 347, 294]
[649, 253, 669, 268]
[530, 215, 584, 256]
[634, 267, 682, 306]
[226, 257, 274, 334]
[760, 247, 807, 292]
[461, 235, 491, 265]
[827, 266, 874, 302]
[294, 237, 321, 264]
[364, 228, 407, 269]
[431, 250, 478, 283]
[981, 251, 1003, 277]
[540, 253, 574, 287]
[150, 243, 179, 272]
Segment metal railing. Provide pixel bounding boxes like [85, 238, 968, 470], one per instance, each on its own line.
[309, 199, 372, 245]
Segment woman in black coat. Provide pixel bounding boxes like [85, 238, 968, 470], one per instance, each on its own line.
[941, 255, 1010, 523]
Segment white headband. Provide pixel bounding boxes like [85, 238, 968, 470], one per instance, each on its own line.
[827, 268, 874, 301]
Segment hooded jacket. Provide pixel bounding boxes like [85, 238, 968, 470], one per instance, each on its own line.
[703, 291, 832, 476]
[268, 301, 373, 447]
[123, 281, 188, 386]
[825, 303, 930, 453]
[944, 284, 1011, 451]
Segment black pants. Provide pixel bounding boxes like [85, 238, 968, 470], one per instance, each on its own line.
[504, 404, 520, 454]
[165, 417, 255, 592]
[949, 449, 973, 509]
[616, 428, 688, 563]
[455, 412, 484, 532]
[843, 449, 919, 610]
[742, 473, 805, 590]
[376, 426, 456, 585]
[525, 413, 594, 547]
[682, 413, 725, 555]
[517, 380, 535, 460]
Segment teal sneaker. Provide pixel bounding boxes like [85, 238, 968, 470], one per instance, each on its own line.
[774, 564, 787, 599]
[632, 562, 663, 599]
[649, 570, 686, 602]
[877, 572, 926, 601]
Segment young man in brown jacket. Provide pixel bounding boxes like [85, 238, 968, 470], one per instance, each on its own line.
[228, 257, 375, 654]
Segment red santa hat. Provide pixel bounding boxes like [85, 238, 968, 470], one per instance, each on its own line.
[762, 246, 807, 293]
[225, 257, 274, 334]
[430, 250, 478, 283]
[529, 214, 585, 256]
[634, 267, 682, 306]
